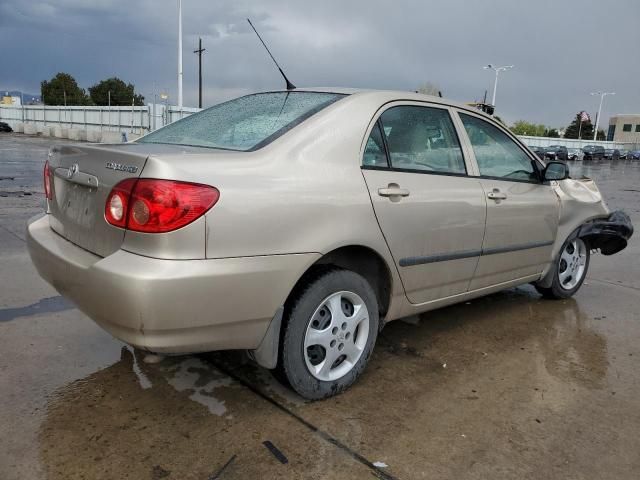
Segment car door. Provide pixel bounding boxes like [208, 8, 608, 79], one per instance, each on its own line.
[455, 111, 560, 290]
[361, 103, 486, 304]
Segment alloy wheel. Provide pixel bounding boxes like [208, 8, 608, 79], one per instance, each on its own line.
[558, 238, 587, 290]
[303, 291, 370, 382]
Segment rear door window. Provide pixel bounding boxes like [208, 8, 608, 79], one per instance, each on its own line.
[377, 106, 466, 174]
[363, 122, 388, 167]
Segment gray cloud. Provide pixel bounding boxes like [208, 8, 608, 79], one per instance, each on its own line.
[1, 0, 638, 127]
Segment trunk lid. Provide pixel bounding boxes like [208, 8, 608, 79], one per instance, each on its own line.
[46, 143, 206, 257]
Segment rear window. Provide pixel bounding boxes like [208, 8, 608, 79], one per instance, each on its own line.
[139, 91, 345, 151]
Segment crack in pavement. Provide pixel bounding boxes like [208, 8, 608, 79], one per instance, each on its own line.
[0, 222, 25, 243]
[588, 277, 640, 292]
[207, 358, 400, 480]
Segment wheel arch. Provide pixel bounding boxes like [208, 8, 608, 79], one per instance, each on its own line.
[285, 245, 393, 320]
[249, 244, 394, 369]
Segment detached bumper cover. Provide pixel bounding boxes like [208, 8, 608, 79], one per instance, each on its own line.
[578, 210, 634, 255]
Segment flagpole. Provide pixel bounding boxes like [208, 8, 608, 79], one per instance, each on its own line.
[578, 118, 582, 139]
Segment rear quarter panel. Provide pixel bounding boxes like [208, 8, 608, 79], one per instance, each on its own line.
[200, 94, 407, 318]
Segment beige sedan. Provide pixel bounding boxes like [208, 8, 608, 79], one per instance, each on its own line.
[27, 89, 633, 399]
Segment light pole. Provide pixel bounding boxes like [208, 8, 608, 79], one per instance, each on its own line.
[177, 0, 183, 110]
[483, 64, 514, 107]
[590, 91, 615, 141]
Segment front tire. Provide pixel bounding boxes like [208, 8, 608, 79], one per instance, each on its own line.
[536, 237, 590, 299]
[278, 269, 379, 400]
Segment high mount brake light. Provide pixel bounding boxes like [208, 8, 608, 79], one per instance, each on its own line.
[43, 161, 52, 200]
[105, 179, 219, 233]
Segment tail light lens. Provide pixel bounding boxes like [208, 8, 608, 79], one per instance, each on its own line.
[105, 178, 136, 228]
[43, 161, 52, 200]
[105, 179, 219, 233]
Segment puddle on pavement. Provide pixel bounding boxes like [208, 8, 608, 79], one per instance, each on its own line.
[35, 346, 377, 479]
[163, 356, 233, 415]
[0, 295, 74, 322]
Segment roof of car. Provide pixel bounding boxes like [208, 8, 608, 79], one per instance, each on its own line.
[277, 87, 495, 119]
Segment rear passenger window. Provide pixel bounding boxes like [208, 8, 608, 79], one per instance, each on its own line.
[460, 113, 538, 182]
[363, 122, 388, 167]
[379, 106, 466, 174]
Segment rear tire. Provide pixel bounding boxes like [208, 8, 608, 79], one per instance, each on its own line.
[277, 269, 379, 400]
[536, 237, 590, 299]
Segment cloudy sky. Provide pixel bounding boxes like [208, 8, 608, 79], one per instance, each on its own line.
[1, 0, 638, 127]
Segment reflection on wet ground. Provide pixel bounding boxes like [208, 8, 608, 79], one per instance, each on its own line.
[0, 295, 73, 322]
[1, 136, 640, 479]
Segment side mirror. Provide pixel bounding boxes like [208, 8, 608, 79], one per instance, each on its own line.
[543, 161, 569, 181]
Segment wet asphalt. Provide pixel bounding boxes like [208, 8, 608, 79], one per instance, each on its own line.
[1, 133, 639, 480]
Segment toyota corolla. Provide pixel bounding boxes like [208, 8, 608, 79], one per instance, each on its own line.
[27, 89, 633, 399]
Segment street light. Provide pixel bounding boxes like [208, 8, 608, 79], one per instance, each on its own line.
[483, 64, 514, 107]
[590, 91, 615, 141]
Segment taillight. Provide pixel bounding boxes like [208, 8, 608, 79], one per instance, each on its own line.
[43, 161, 52, 200]
[105, 178, 136, 228]
[105, 179, 219, 233]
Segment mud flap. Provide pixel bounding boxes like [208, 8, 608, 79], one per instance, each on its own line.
[248, 307, 283, 369]
[578, 210, 634, 255]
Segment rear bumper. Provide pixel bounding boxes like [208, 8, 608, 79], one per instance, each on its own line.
[27, 215, 319, 354]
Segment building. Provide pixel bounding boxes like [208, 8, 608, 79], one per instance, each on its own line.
[608, 114, 640, 142]
[1, 95, 21, 106]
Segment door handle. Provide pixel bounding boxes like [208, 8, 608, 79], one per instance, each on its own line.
[487, 189, 507, 200]
[378, 185, 410, 198]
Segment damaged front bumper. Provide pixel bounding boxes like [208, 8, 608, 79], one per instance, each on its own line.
[578, 210, 634, 255]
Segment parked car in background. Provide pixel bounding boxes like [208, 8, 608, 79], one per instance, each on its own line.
[528, 145, 547, 160]
[629, 150, 640, 160]
[583, 145, 605, 160]
[617, 149, 629, 159]
[0, 122, 13, 132]
[545, 145, 568, 161]
[567, 148, 584, 161]
[603, 149, 621, 160]
[26, 89, 634, 399]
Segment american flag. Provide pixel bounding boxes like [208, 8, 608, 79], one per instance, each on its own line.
[580, 111, 590, 122]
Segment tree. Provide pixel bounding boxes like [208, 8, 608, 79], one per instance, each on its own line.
[564, 113, 594, 139]
[596, 129, 606, 141]
[545, 128, 560, 138]
[416, 82, 442, 97]
[41, 72, 89, 105]
[510, 120, 547, 137]
[88, 77, 145, 106]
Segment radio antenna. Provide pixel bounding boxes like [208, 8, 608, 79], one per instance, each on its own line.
[247, 18, 296, 90]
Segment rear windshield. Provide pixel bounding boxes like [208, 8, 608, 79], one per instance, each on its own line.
[138, 91, 345, 151]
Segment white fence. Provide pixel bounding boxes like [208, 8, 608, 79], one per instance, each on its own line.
[0, 104, 201, 134]
[517, 135, 637, 150]
[2, 104, 639, 150]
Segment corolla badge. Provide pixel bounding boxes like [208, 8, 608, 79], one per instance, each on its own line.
[67, 163, 79, 179]
[105, 162, 138, 174]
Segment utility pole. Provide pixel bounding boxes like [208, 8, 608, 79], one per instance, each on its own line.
[177, 0, 183, 110]
[193, 37, 206, 108]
